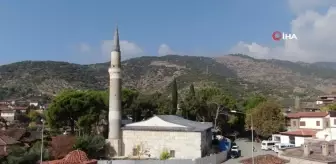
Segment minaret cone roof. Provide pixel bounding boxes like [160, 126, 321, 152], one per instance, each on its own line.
[113, 26, 120, 52]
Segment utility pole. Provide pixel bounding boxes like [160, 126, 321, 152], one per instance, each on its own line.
[251, 115, 254, 164]
[40, 119, 45, 164]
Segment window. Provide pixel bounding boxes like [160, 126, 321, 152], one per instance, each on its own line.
[316, 121, 320, 126]
[132, 148, 138, 156]
[300, 121, 306, 126]
[170, 150, 175, 157]
[326, 121, 329, 127]
[334, 119, 336, 125]
[292, 121, 296, 126]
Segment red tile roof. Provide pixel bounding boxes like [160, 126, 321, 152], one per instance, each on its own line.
[42, 150, 97, 164]
[286, 112, 328, 118]
[280, 129, 317, 137]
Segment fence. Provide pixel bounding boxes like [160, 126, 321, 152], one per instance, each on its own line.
[98, 151, 228, 164]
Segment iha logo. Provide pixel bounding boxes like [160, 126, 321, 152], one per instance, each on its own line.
[272, 31, 298, 41]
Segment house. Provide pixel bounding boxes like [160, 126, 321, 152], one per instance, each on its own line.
[272, 112, 329, 147]
[121, 115, 213, 159]
[279, 141, 336, 164]
[0, 109, 17, 122]
[29, 102, 39, 107]
[316, 95, 336, 105]
[0, 128, 42, 146]
[0, 135, 20, 157]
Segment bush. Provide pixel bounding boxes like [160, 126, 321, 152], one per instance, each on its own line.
[159, 149, 170, 160]
[73, 135, 105, 159]
[4, 142, 50, 164]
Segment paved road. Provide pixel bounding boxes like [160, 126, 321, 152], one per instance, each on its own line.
[223, 139, 277, 164]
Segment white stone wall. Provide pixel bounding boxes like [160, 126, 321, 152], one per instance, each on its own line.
[122, 130, 203, 159]
[300, 118, 325, 130]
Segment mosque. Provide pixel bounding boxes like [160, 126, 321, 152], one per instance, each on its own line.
[106, 27, 213, 159]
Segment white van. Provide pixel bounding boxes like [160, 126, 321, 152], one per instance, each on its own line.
[273, 143, 295, 153]
[261, 141, 278, 150]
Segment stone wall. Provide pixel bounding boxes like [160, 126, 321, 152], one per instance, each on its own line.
[98, 150, 228, 164]
[122, 130, 201, 159]
[278, 153, 335, 164]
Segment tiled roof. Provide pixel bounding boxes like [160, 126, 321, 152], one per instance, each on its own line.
[280, 129, 317, 137]
[0, 135, 19, 146]
[0, 128, 27, 140]
[286, 112, 328, 118]
[42, 150, 97, 164]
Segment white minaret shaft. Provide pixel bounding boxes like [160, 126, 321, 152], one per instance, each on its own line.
[108, 27, 122, 140]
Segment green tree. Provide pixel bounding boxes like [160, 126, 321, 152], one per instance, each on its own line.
[244, 94, 266, 110]
[321, 103, 336, 111]
[189, 84, 195, 97]
[171, 78, 178, 115]
[46, 90, 107, 134]
[27, 110, 44, 123]
[245, 100, 285, 138]
[5, 141, 50, 164]
[122, 88, 139, 118]
[73, 135, 106, 159]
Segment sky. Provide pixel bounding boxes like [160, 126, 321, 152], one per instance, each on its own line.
[0, 0, 336, 65]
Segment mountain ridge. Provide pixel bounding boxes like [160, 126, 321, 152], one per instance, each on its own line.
[1, 54, 336, 105]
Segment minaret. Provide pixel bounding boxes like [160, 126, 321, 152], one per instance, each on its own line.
[107, 26, 122, 156]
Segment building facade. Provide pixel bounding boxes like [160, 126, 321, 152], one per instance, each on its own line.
[122, 115, 213, 159]
[273, 112, 331, 147]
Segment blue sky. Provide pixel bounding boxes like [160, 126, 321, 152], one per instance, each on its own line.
[0, 0, 301, 65]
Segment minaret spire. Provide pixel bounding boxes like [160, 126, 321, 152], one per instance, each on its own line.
[107, 25, 122, 156]
[113, 26, 120, 52]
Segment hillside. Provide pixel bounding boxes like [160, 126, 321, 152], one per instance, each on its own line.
[1, 54, 336, 105]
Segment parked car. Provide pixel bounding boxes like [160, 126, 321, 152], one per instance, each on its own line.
[261, 140, 279, 150]
[229, 143, 241, 158]
[273, 143, 295, 153]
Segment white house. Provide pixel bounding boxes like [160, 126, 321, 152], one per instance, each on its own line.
[121, 115, 213, 159]
[272, 112, 329, 147]
[0, 109, 16, 122]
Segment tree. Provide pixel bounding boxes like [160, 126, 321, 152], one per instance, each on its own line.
[122, 88, 139, 118]
[321, 103, 336, 111]
[73, 135, 106, 159]
[4, 141, 50, 164]
[244, 94, 266, 111]
[46, 90, 107, 134]
[27, 110, 44, 123]
[189, 84, 195, 97]
[245, 100, 285, 138]
[171, 78, 178, 115]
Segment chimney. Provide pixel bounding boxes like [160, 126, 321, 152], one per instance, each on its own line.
[322, 143, 329, 156]
[303, 143, 310, 156]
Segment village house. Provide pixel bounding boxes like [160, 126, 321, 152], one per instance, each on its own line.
[316, 95, 336, 105]
[0, 128, 42, 147]
[272, 112, 331, 147]
[122, 115, 213, 159]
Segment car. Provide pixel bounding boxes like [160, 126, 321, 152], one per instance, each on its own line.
[229, 143, 241, 158]
[261, 140, 279, 150]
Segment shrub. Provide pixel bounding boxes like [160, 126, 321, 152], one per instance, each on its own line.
[73, 135, 105, 159]
[159, 149, 170, 160]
